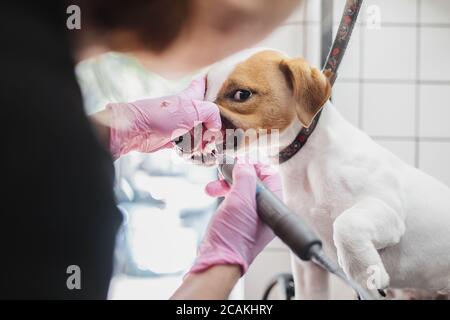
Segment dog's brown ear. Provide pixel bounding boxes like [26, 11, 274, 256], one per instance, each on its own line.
[279, 58, 332, 127]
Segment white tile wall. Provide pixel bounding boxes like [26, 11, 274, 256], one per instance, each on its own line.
[334, 0, 418, 25]
[363, 83, 416, 136]
[363, 26, 417, 80]
[261, 0, 323, 65]
[419, 142, 450, 186]
[419, 84, 450, 138]
[332, 82, 360, 127]
[334, 0, 419, 25]
[303, 25, 322, 67]
[420, 27, 450, 81]
[285, 1, 307, 24]
[334, 0, 450, 184]
[286, 0, 320, 24]
[303, 0, 321, 23]
[421, 0, 450, 24]
[361, 0, 418, 24]
[257, 24, 304, 57]
[375, 139, 416, 166]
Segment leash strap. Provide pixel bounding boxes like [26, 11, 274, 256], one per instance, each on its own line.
[277, 0, 364, 164]
[323, 0, 364, 85]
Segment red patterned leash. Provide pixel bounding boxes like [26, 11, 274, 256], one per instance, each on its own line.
[277, 0, 364, 164]
[323, 0, 364, 85]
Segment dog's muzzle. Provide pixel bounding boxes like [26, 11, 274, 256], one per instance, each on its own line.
[173, 113, 241, 165]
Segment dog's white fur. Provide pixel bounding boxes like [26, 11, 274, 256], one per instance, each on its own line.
[280, 102, 450, 298]
[205, 49, 450, 299]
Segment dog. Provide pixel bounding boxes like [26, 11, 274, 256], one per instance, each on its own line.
[179, 48, 450, 299]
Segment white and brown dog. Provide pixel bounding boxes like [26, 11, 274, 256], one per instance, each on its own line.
[183, 48, 450, 299]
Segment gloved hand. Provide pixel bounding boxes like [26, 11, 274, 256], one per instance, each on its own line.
[106, 77, 221, 160]
[190, 162, 283, 275]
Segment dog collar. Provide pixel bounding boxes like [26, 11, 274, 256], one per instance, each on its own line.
[276, 110, 322, 165]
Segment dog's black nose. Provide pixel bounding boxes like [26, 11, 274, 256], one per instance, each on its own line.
[174, 135, 183, 144]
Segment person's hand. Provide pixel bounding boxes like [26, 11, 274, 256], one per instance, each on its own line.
[189, 162, 283, 275]
[106, 77, 221, 160]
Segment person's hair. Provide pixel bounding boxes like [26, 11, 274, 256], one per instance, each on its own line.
[76, 0, 192, 52]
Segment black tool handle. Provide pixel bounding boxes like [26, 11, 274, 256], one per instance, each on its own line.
[219, 159, 322, 261]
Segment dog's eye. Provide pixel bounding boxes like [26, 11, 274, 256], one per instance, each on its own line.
[232, 89, 252, 102]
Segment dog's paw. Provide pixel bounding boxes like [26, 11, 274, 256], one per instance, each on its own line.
[351, 266, 390, 300]
[362, 264, 390, 292]
[357, 289, 387, 300]
[333, 216, 391, 299]
[335, 245, 390, 300]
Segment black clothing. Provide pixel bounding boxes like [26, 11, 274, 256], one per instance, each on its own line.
[1, 1, 122, 298]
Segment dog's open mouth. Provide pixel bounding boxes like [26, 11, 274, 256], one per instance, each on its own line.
[173, 133, 219, 166]
[173, 114, 240, 166]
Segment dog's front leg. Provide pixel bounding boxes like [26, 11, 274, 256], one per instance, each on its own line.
[291, 253, 329, 299]
[333, 197, 405, 299]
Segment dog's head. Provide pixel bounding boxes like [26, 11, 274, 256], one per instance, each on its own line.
[206, 48, 331, 132]
[176, 48, 332, 164]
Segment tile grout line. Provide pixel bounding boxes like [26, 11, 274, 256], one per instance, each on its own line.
[336, 79, 450, 85]
[320, 0, 333, 67]
[358, 21, 364, 129]
[371, 136, 450, 142]
[302, 0, 308, 59]
[414, 0, 421, 168]
[282, 21, 320, 27]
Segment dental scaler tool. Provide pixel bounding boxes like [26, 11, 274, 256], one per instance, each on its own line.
[218, 156, 372, 300]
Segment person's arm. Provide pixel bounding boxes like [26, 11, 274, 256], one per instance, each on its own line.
[172, 162, 283, 299]
[90, 109, 111, 149]
[88, 77, 221, 160]
[171, 265, 240, 300]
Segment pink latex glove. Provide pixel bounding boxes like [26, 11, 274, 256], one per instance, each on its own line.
[190, 162, 283, 275]
[106, 77, 221, 160]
